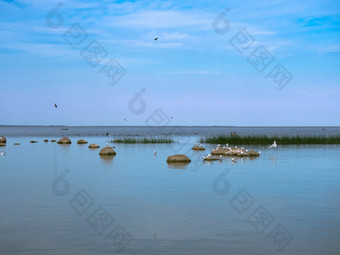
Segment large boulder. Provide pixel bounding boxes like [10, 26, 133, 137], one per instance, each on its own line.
[57, 137, 71, 144]
[89, 144, 100, 149]
[167, 154, 191, 163]
[99, 147, 116, 156]
[0, 136, 6, 143]
[77, 139, 88, 144]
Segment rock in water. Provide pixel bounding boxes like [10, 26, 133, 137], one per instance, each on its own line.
[166, 154, 191, 163]
[77, 139, 88, 144]
[30, 141, 38, 143]
[89, 144, 100, 149]
[99, 147, 116, 156]
[51, 140, 57, 142]
[248, 150, 260, 157]
[192, 146, 206, 151]
[0, 136, 6, 144]
[57, 137, 72, 144]
[43, 139, 49, 142]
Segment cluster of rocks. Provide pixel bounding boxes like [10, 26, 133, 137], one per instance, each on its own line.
[211, 145, 260, 157]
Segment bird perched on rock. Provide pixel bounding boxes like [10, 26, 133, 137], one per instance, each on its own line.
[269, 141, 277, 149]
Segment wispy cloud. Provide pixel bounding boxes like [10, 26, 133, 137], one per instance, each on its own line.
[105, 10, 213, 29]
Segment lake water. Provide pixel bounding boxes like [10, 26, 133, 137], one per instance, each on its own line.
[0, 127, 340, 254]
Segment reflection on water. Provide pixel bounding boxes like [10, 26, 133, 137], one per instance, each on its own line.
[100, 155, 115, 166]
[0, 136, 340, 255]
[167, 162, 190, 170]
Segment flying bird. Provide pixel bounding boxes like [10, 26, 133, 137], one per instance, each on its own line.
[124, 118, 127, 121]
[154, 37, 158, 41]
[269, 141, 277, 149]
[54, 103, 58, 108]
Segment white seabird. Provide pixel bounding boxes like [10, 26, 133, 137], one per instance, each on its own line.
[269, 141, 277, 149]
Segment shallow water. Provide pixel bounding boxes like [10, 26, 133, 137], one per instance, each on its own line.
[0, 135, 340, 255]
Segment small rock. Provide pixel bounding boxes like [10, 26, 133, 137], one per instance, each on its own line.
[43, 139, 49, 142]
[99, 147, 116, 156]
[192, 146, 206, 151]
[77, 139, 88, 144]
[57, 137, 72, 144]
[51, 140, 57, 142]
[89, 144, 100, 149]
[167, 154, 191, 163]
[30, 141, 38, 143]
[14, 143, 20, 145]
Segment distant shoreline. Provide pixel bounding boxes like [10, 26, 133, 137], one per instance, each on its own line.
[1, 126, 340, 138]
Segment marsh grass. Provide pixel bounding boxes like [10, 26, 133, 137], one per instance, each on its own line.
[111, 137, 174, 144]
[199, 135, 340, 145]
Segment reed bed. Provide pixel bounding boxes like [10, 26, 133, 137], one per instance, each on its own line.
[199, 135, 340, 145]
[111, 137, 174, 144]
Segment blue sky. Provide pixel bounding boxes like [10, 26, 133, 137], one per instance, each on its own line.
[0, 0, 339, 126]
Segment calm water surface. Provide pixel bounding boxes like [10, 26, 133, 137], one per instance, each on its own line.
[0, 133, 340, 254]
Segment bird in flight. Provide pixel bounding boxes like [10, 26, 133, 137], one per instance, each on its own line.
[124, 118, 127, 121]
[54, 103, 58, 108]
[154, 37, 158, 41]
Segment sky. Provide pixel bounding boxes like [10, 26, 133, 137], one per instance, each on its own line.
[0, 0, 339, 126]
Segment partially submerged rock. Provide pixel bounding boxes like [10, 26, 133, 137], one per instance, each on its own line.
[99, 147, 116, 156]
[0, 143, 5, 147]
[43, 139, 49, 142]
[51, 140, 57, 142]
[192, 146, 206, 151]
[248, 150, 260, 157]
[167, 154, 191, 163]
[0, 136, 6, 143]
[211, 146, 260, 157]
[77, 139, 88, 144]
[211, 147, 230, 155]
[89, 144, 100, 149]
[14, 143, 20, 145]
[30, 141, 38, 143]
[57, 137, 71, 144]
